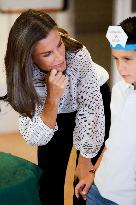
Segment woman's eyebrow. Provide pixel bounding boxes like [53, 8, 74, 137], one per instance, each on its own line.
[39, 37, 62, 55]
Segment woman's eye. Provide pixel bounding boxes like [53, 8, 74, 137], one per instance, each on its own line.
[43, 52, 51, 57]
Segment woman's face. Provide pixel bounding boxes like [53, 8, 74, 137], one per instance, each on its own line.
[32, 29, 66, 72]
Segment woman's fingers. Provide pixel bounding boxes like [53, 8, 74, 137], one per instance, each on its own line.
[75, 173, 94, 200]
[75, 180, 85, 198]
[49, 69, 67, 84]
[47, 69, 68, 99]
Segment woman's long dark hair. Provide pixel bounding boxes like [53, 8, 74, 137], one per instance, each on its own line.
[0, 9, 83, 118]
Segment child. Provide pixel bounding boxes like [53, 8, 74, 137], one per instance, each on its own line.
[75, 16, 136, 205]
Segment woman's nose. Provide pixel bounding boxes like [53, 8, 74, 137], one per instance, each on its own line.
[54, 51, 63, 61]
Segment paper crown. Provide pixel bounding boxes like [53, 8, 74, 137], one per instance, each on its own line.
[106, 26, 128, 49]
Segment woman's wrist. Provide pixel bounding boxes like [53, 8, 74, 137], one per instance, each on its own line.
[45, 97, 59, 106]
[89, 167, 96, 174]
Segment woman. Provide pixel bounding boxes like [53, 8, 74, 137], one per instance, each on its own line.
[1, 9, 110, 205]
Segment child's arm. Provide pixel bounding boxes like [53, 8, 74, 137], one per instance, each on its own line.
[75, 147, 106, 200]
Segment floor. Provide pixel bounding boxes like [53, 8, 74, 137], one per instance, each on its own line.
[0, 132, 77, 205]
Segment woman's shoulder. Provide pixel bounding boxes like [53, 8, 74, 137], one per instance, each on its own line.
[66, 46, 93, 78]
[68, 45, 90, 58]
[66, 46, 91, 63]
[92, 63, 109, 86]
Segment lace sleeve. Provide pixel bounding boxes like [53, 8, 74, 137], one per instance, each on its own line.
[73, 47, 105, 158]
[19, 104, 58, 146]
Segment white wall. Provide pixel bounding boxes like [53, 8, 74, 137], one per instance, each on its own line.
[0, 14, 19, 133]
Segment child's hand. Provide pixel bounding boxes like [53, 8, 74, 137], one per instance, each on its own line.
[75, 173, 94, 200]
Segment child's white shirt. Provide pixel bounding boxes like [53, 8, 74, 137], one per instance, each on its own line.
[95, 80, 136, 205]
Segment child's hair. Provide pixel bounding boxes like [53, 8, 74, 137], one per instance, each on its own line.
[119, 16, 136, 44]
[0, 9, 83, 118]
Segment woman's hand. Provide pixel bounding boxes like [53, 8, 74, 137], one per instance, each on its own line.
[75, 172, 94, 200]
[40, 69, 68, 128]
[47, 69, 68, 101]
[75, 155, 93, 180]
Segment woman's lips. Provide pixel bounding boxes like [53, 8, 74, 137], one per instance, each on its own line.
[55, 61, 64, 67]
[53, 61, 66, 71]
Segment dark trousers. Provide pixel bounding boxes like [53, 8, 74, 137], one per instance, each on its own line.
[38, 111, 76, 205]
[38, 83, 111, 205]
[73, 83, 111, 205]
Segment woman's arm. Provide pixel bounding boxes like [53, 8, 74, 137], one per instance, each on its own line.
[75, 147, 106, 200]
[73, 47, 105, 158]
[75, 154, 93, 180]
[19, 69, 68, 145]
[73, 47, 107, 187]
[40, 69, 67, 128]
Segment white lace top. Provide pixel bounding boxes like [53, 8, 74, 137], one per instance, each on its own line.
[19, 46, 109, 158]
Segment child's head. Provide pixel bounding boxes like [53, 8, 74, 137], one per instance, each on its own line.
[107, 16, 136, 88]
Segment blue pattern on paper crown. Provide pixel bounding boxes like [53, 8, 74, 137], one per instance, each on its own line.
[110, 44, 136, 50]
